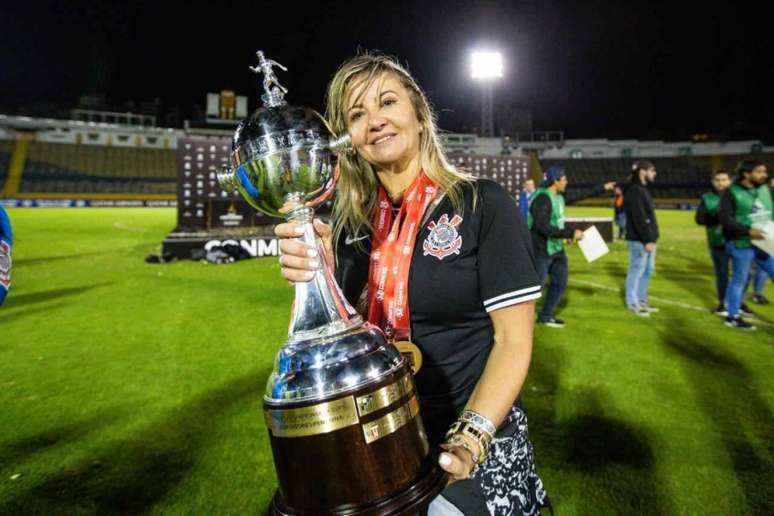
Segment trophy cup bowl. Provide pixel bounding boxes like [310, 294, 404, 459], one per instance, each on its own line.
[218, 52, 446, 515]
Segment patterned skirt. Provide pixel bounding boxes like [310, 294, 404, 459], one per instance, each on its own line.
[436, 403, 551, 515]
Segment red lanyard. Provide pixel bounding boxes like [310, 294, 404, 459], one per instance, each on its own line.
[367, 171, 438, 341]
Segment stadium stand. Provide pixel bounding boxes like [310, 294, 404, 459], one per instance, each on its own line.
[541, 154, 774, 200]
[0, 139, 12, 188]
[2, 116, 773, 203]
[19, 141, 176, 195]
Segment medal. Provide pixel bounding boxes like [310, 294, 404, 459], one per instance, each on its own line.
[367, 171, 437, 370]
[394, 340, 423, 374]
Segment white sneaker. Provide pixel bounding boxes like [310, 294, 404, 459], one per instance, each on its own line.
[628, 305, 650, 317]
[639, 302, 659, 313]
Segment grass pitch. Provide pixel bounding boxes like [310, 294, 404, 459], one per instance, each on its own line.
[1, 207, 772, 515]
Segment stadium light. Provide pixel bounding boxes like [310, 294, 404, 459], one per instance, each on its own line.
[470, 51, 503, 80]
[470, 51, 503, 137]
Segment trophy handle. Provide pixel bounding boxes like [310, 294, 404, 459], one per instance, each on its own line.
[328, 133, 354, 155]
[217, 165, 238, 193]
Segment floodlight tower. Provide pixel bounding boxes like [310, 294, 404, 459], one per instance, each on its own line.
[470, 51, 503, 138]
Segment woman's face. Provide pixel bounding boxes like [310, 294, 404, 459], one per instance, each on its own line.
[344, 73, 422, 169]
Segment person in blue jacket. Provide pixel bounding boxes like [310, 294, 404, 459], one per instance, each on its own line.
[518, 178, 536, 218]
[0, 206, 12, 306]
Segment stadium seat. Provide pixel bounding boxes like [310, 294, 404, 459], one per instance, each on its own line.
[19, 141, 177, 195]
[0, 139, 16, 188]
[539, 155, 773, 200]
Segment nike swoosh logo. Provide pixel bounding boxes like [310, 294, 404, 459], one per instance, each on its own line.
[345, 234, 369, 245]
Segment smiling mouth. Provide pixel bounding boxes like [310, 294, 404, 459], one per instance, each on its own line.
[372, 134, 396, 145]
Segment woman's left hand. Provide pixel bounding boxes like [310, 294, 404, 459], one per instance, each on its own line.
[438, 442, 476, 484]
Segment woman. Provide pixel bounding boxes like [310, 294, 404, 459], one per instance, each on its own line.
[275, 53, 549, 515]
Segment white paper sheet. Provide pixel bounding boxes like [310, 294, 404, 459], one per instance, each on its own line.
[577, 225, 610, 263]
[751, 221, 774, 255]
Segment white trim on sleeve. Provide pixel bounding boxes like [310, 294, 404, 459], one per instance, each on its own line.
[484, 289, 542, 312]
[483, 285, 542, 307]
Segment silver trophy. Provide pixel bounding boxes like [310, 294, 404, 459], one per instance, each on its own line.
[217, 52, 445, 515]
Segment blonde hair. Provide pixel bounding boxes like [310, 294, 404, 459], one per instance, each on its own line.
[325, 52, 472, 245]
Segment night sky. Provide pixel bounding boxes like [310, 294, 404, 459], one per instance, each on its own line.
[1, 0, 772, 140]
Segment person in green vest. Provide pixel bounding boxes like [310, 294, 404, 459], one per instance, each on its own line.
[695, 169, 732, 316]
[696, 169, 757, 318]
[528, 166, 614, 327]
[719, 160, 774, 330]
[749, 175, 774, 305]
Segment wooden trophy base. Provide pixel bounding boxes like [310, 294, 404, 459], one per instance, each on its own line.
[269, 464, 447, 516]
[264, 364, 447, 515]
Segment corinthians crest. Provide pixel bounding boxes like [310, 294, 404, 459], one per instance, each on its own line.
[423, 214, 463, 260]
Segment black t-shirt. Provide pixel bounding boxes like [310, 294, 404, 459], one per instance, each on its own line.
[334, 179, 541, 443]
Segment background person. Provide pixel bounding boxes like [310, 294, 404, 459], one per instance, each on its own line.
[750, 264, 769, 305]
[624, 160, 659, 316]
[276, 53, 549, 515]
[0, 206, 12, 306]
[518, 178, 536, 218]
[750, 175, 774, 305]
[613, 185, 626, 239]
[693, 169, 757, 316]
[528, 166, 614, 327]
[695, 169, 732, 315]
[719, 159, 774, 330]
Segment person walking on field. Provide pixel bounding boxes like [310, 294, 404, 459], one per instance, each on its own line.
[719, 160, 774, 331]
[528, 166, 614, 327]
[624, 160, 659, 317]
[695, 169, 732, 316]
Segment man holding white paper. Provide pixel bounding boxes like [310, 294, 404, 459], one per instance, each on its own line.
[528, 166, 614, 327]
[719, 160, 774, 331]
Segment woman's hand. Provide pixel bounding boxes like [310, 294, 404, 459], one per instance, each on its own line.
[438, 439, 477, 484]
[274, 219, 334, 283]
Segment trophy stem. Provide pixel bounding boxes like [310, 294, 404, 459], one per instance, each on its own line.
[286, 204, 360, 344]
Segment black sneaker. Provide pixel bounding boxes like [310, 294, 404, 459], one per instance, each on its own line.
[711, 305, 729, 317]
[751, 293, 770, 305]
[725, 316, 756, 331]
[538, 317, 565, 328]
[740, 304, 755, 318]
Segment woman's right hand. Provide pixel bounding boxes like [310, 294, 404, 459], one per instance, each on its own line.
[274, 219, 334, 283]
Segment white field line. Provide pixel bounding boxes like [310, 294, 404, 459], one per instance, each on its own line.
[112, 221, 146, 232]
[570, 278, 774, 328]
